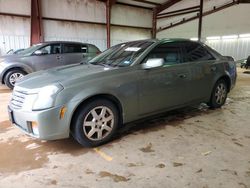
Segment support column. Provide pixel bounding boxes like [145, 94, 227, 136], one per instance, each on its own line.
[152, 8, 157, 39]
[106, 0, 111, 48]
[198, 0, 203, 41]
[30, 0, 43, 45]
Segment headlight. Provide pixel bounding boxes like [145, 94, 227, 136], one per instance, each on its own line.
[32, 84, 63, 111]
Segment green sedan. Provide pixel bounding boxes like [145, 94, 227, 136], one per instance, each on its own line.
[8, 39, 237, 147]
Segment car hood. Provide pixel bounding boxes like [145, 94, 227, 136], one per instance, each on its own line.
[15, 63, 114, 90]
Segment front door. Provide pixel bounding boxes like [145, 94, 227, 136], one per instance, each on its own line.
[31, 43, 63, 71]
[138, 42, 191, 115]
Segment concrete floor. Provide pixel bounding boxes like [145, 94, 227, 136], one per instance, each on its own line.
[0, 68, 250, 188]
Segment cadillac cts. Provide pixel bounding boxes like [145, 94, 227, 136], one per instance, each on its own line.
[8, 39, 237, 147]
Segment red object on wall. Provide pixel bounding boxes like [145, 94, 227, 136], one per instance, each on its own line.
[30, 0, 43, 45]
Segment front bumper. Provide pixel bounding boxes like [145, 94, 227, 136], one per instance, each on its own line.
[8, 105, 70, 140]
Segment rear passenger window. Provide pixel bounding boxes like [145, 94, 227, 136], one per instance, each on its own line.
[184, 42, 215, 62]
[147, 43, 182, 66]
[63, 44, 88, 53]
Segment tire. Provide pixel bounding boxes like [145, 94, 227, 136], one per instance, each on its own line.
[208, 79, 228, 109]
[4, 69, 26, 89]
[71, 99, 119, 147]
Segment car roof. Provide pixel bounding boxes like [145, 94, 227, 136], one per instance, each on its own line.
[36, 41, 94, 46]
[120, 38, 200, 44]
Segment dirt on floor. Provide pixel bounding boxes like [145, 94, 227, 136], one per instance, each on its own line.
[0, 68, 249, 188]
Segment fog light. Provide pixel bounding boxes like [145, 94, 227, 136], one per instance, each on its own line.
[59, 106, 67, 119]
[31, 121, 39, 135]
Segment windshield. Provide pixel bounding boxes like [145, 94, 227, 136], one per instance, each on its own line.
[89, 41, 154, 67]
[18, 43, 44, 56]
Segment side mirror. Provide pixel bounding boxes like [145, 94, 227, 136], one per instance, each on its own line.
[142, 58, 164, 69]
[34, 49, 48, 56]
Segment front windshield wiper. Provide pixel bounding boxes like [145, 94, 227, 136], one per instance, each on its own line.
[89, 61, 114, 67]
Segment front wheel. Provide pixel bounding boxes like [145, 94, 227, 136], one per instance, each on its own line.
[71, 99, 119, 147]
[208, 79, 228, 108]
[4, 69, 26, 89]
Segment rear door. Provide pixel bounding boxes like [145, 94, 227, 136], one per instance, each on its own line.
[182, 42, 217, 102]
[138, 42, 192, 115]
[31, 43, 63, 71]
[61, 43, 88, 65]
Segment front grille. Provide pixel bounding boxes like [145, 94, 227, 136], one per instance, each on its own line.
[10, 90, 27, 109]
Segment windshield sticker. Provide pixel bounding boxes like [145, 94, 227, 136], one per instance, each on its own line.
[125, 47, 141, 52]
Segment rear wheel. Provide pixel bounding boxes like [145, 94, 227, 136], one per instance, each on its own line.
[4, 69, 26, 89]
[71, 99, 119, 147]
[208, 79, 228, 108]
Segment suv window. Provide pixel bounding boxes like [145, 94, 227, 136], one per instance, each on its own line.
[183, 42, 215, 62]
[63, 43, 88, 53]
[88, 45, 100, 53]
[39, 44, 61, 54]
[146, 42, 182, 66]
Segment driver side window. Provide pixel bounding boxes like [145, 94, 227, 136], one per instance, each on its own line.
[146, 43, 182, 66]
[39, 44, 61, 55]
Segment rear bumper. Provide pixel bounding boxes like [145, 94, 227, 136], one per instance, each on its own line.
[8, 105, 70, 140]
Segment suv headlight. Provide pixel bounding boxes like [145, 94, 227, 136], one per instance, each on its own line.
[32, 84, 63, 111]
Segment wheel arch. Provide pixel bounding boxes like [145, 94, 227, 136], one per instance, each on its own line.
[217, 74, 231, 92]
[69, 93, 124, 131]
[2, 66, 29, 84]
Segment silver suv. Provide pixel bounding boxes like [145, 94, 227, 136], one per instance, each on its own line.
[0, 41, 100, 89]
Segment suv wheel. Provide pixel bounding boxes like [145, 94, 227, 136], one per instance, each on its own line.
[71, 99, 119, 147]
[4, 69, 26, 89]
[208, 79, 228, 108]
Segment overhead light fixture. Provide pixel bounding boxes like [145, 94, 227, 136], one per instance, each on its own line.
[190, 38, 198, 41]
[222, 35, 238, 39]
[206, 36, 221, 40]
[239, 33, 250, 38]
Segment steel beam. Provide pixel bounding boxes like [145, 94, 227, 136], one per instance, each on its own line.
[152, 8, 157, 38]
[106, 0, 111, 48]
[198, 0, 203, 41]
[0, 12, 30, 18]
[157, 1, 238, 32]
[156, 0, 182, 14]
[131, 0, 161, 6]
[157, 5, 200, 17]
[30, 0, 43, 45]
[116, 2, 152, 10]
[157, 9, 200, 19]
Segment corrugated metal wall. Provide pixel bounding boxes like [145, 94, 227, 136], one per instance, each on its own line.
[157, 3, 250, 60]
[0, 0, 152, 54]
[110, 4, 152, 46]
[42, 0, 152, 51]
[206, 39, 250, 60]
[1, 0, 249, 59]
[42, 0, 107, 51]
[0, 0, 31, 55]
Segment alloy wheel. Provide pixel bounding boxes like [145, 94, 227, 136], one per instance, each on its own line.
[215, 83, 227, 105]
[83, 106, 114, 141]
[9, 73, 24, 86]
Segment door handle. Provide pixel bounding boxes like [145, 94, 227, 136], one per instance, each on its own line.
[211, 66, 217, 72]
[178, 74, 187, 79]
